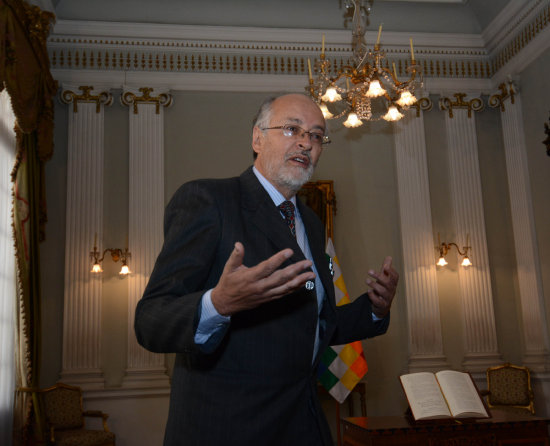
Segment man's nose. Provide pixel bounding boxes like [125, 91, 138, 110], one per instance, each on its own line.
[297, 131, 313, 149]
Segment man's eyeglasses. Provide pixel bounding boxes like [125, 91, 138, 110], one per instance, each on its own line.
[261, 124, 331, 146]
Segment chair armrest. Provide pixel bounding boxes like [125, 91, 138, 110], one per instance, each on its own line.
[83, 410, 111, 432]
[479, 390, 490, 397]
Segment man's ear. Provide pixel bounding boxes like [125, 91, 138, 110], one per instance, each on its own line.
[252, 126, 263, 156]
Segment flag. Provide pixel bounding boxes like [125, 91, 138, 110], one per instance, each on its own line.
[317, 238, 368, 404]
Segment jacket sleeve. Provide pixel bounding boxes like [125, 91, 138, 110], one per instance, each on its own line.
[134, 180, 226, 354]
[330, 293, 390, 346]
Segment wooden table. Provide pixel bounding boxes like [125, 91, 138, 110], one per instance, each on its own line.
[342, 410, 550, 446]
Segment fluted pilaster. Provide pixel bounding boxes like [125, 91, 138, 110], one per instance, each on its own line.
[121, 88, 172, 388]
[394, 110, 449, 372]
[443, 106, 501, 371]
[60, 86, 113, 388]
[498, 92, 550, 372]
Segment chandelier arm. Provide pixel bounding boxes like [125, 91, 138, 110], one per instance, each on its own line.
[306, 0, 422, 125]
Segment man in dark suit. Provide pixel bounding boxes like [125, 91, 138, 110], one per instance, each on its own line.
[134, 93, 398, 446]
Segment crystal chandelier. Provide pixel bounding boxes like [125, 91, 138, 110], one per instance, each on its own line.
[306, 0, 422, 127]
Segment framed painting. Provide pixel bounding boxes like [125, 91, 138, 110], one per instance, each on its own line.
[297, 180, 336, 241]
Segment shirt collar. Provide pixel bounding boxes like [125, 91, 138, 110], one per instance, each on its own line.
[252, 166, 297, 209]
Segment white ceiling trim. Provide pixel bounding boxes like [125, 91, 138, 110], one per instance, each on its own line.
[482, 0, 547, 52]
[51, 20, 485, 54]
[491, 24, 550, 84]
[52, 68, 495, 96]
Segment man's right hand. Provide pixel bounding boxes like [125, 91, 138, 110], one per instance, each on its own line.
[210, 242, 316, 316]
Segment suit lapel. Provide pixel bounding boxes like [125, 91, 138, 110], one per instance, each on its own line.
[239, 168, 304, 263]
[239, 167, 335, 306]
[298, 200, 336, 312]
[298, 198, 338, 364]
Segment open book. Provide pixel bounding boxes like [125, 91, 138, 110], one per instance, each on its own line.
[400, 370, 490, 421]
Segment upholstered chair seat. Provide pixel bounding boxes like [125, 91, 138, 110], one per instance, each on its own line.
[484, 363, 535, 415]
[22, 383, 115, 446]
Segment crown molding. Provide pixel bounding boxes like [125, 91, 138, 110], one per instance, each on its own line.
[482, 0, 546, 53]
[50, 20, 485, 56]
[48, 5, 550, 89]
[491, 24, 550, 84]
[52, 68, 496, 97]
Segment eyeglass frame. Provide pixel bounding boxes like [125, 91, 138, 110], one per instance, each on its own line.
[260, 124, 331, 146]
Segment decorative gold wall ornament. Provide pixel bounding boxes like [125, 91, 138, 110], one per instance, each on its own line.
[439, 93, 484, 118]
[60, 86, 113, 113]
[121, 87, 173, 114]
[488, 80, 516, 112]
[411, 97, 433, 117]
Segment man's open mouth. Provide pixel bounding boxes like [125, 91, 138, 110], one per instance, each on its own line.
[287, 153, 310, 168]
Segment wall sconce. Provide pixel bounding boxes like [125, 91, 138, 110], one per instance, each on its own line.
[90, 235, 131, 275]
[436, 233, 472, 267]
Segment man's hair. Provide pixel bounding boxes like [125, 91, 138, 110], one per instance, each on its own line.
[252, 96, 277, 130]
[251, 96, 277, 159]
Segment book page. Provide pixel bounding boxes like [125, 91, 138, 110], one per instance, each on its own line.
[400, 372, 452, 420]
[435, 370, 489, 418]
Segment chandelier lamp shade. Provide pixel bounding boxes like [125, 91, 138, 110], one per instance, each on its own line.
[306, 0, 422, 127]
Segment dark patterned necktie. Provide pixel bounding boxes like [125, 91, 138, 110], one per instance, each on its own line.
[278, 200, 296, 238]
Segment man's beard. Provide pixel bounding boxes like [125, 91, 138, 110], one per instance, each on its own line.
[266, 151, 315, 194]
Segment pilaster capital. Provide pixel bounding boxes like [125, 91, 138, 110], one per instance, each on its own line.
[488, 79, 517, 112]
[60, 86, 113, 113]
[410, 96, 433, 117]
[121, 87, 173, 114]
[438, 92, 484, 118]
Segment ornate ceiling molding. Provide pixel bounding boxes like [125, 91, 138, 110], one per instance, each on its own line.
[47, 1, 550, 93]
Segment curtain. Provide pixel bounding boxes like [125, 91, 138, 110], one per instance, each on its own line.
[0, 0, 57, 444]
[0, 89, 17, 446]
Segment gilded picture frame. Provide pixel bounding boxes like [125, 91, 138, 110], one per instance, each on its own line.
[297, 180, 336, 241]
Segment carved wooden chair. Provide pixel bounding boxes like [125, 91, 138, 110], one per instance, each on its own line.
[318, 382, 366, 446]
[23, 382, 115, 446]
[484, 363, 535, 415]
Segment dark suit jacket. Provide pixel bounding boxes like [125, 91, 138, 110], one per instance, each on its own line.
[134, 167, 389, 446]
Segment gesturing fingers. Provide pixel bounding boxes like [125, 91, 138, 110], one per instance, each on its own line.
[245, 246, 297, 281]
[254, 260, 315, 299]
[366, 256, 399, 318]
[212, 244, 316, 316]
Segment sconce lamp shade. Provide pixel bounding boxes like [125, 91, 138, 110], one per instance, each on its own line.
[90, 240, 131, 276]
[436, 234, 472, 268]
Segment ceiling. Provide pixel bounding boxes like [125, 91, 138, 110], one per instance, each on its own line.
[48, 0, 511, 36]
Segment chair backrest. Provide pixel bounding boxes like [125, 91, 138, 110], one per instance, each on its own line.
[42, 383, 84, 430]
[486, 363, 534, 414]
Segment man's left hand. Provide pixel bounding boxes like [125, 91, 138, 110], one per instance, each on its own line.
[366, 256, 399, 319]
